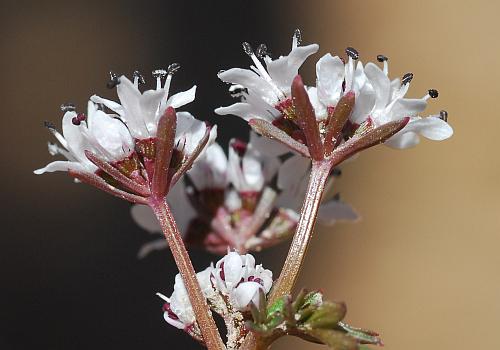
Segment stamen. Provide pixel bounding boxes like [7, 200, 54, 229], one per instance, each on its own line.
[132, 70, 145, 86]
[72, 113, 87, 126]
[377, 54, 389, 75]
[344, 47, 358, 91]
[292, 28, 302, 49]
[156, 292, 170, 303]
[242, 42, 284, 99]
[401, 72, 414, 85]
[165, 63, 181, 91]
[152, 69, 167, 90]
[439, 110, 448, 122]
[256, 44, 268, 59]
[167, 63, 181, 75]
[106, 71, 120, 89]
[345, 47, 359, 60]
[44, 121, 68, 148]
[60, 103, 76, 113]
[428, 89, 439, 98]
[43, 121, 55, 130]
[376, 54, 388, 62]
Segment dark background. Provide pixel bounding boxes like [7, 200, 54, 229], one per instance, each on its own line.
[0, 1, 310, 348]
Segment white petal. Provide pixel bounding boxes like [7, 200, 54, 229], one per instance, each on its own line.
[34, 160, 87, 174]
[277, 155, 311, 211]
[222, 252, 244, 289]
[88, 109, 134, 160]
[188, 143, 228, 190]
[163, 312, 186, 330]
[316, 53, 345, 106]
[388, 98, 427, 120]
[385, 131, 421, 149]
[231, 282, 262, 310]
[90, 95, 124, 115]
[364, 62, 391, 111]
[405, 116, 454, 140]
[242, 146, 265, 192]
[265, 44, 319, 91]
[318, 200, 359, 226]
[166, 85, 196, 109]
[218, 68, 276, 102]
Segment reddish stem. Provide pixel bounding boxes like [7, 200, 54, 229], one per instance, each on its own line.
[150, 197, 225, 350]
[268, 160, 332, 303]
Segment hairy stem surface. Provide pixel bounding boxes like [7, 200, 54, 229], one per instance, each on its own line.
[150, 198, 225, 350]
[269, 160, 331, 303]
[241, 160, 331, 350]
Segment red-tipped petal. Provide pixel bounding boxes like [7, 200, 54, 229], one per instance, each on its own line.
[152, 107, 177, 198]
[291, 75, 324, 161]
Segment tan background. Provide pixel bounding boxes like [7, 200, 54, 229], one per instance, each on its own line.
[276, 0, 500, 349]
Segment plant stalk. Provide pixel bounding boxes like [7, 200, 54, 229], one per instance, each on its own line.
[241, 160, 332, 350]
[150, 197, 225, 350]
[268, 160, 332, 303]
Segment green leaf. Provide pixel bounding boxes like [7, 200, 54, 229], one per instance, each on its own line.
[304, 329, 358, 350]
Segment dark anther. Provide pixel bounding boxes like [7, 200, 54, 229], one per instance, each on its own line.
[377, 54, 388, 62]
[439, 110, 448, 122]
[428, 89, 439, 98]
[71, 113, 86, 126]
[293, 28, 302, 45]
[256, 44, 268, 58]
[242, 42, 254, 56]
[167, 63, 181, 75]
[133, 70, 145, 85]
[106, 71, 120, 89]
[402, 72, 414, 85]
[60, 103, 76, 112]
[43, 121, 55, 129]
[345, 47, 359, 60]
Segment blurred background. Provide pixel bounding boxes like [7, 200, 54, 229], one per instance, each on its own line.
[1, 0, 499, 349]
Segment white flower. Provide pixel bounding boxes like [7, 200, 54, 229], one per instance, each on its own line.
[91, 68, 196, 139]
[35, 101, 134, 175]
[188, 143, 229, 190]
[215, 30, 319, 122]
[213, 251, 273, 310]
[157, 266, 215, 330]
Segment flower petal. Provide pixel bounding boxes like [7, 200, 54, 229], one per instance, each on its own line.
[34, 160, 87, 174]
[131, 204, 161, 233]
[231, 281, 262, 310]
[364, 62, 391, 111]
[166, 85, 197, 109]
[316, 53, 345, 106]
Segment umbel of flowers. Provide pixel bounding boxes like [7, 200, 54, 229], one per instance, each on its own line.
[132, 133, 358, 258]
[35, 28, 453, 350]
[35, 68, 226, 349]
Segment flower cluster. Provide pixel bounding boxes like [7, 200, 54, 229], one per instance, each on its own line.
[132, 134, 358, 257]
[157, 251, 273, 348]
[35, 67, 215, 205]
[216, 30, 453, 156]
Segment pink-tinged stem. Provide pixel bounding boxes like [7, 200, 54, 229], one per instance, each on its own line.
[150, 197, 225, 350]
[269, 160, 332, 303]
